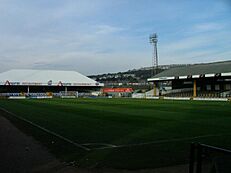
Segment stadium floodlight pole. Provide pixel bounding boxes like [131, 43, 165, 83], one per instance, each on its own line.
[149, 33, 158, 76]
[149, 33, 158, 96]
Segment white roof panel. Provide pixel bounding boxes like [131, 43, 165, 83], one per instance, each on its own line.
[0, 69, 103, 86]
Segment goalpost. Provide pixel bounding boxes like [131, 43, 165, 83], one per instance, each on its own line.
[59, 91, 78, 98]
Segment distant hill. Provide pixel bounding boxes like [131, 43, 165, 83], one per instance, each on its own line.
[88, 64, 191, 89]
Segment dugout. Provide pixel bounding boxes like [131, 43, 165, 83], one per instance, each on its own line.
[147, 61, 231, 98]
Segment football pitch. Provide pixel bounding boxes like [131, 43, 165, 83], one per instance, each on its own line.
[0, 98, 231, 169]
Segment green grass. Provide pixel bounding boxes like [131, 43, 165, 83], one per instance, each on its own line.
[0, 98, 231, 169]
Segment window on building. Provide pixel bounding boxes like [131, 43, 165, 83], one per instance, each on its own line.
[225, 84, 231, 90]
[215, 84, 220, 91]
[206, 85, 211, 91]
[183, 81, 193, 85]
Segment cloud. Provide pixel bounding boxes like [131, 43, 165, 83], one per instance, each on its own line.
[95, 24, 124, 34]
[159, 29, 231, 64]
[193, 22, 225, 33]
[0, 1, 231, 74]
[33, 51, 150, 75]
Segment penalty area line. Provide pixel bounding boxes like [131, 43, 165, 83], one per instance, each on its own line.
[94, 133, 231, 150]
[82, 143, 117, 147]
[0, 107, 90, 151]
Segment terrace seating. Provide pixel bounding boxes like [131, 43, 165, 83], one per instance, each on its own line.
[162, 89, 230, 98]
[162, 88, 193, 97]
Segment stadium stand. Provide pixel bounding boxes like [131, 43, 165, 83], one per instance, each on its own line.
[148, 60, 231, 98]
[0, 69, 103, 99]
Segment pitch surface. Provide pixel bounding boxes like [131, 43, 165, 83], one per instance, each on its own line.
[0, 98, 231, 169]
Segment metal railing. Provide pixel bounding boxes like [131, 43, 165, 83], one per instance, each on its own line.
[189, 143, 231, 173]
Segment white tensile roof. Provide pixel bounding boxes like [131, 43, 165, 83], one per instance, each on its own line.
[0, 69, 103, 86]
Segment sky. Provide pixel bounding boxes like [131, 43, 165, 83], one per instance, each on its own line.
[0, 0, 231, 75]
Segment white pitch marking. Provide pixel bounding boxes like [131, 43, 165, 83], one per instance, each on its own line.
[94, 133, 231, 150]
[0, 107, 91, 151]
[1, 107, 230, 151]
[82, 143, 117, 147]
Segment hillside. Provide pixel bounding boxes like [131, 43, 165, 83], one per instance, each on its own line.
[88, 64, 191, 89]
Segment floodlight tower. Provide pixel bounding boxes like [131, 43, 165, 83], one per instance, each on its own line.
[149, 33, 158, 77]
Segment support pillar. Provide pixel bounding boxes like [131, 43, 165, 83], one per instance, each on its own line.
[65, 87, 67, 96]
[153, 82, 157, 96]
[193, 80, 197, 97]
[27, 86, 30, 94]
